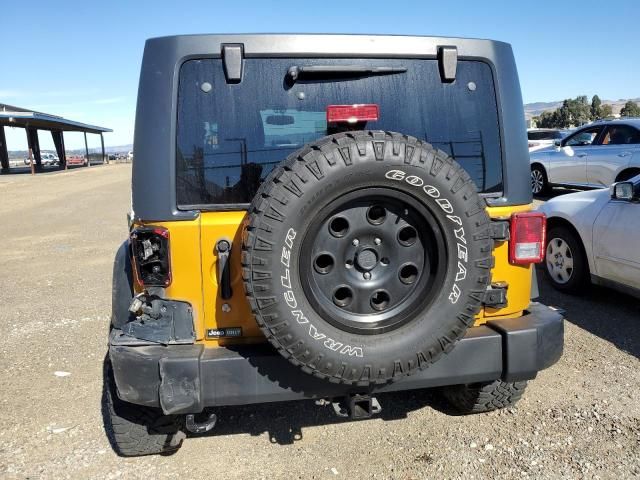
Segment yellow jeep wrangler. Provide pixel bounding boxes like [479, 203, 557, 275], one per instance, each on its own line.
[105, 34, 563, 456]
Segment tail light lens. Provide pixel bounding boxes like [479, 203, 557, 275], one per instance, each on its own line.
[326, 104, 379, 124]
[130, 226, 172, 287]
[509, 212, 546, 265]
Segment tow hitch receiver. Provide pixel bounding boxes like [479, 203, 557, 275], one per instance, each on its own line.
[185, 412, 217, 434]
[332, 394, 382, 419]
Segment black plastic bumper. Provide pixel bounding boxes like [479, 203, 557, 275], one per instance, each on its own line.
[109, 302, 563, 415]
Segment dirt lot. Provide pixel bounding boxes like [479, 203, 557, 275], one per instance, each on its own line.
[0, 164, 638, 479]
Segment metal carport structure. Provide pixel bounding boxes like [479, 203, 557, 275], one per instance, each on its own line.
[0, 103, 112, 173]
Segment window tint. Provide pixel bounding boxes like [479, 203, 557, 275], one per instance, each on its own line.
[528, 131, 558, 141]
[176, 58, 503, 207]
[564, 127, 602, 147]
[601, 125, 640, 145]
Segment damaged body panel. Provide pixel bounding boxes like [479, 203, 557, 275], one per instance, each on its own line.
[122, 297, 196, 345]
[109, 303, 563, 415]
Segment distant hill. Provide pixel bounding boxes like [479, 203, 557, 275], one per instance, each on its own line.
[524, 98, 640, 120]
[104, 144, 133, 154]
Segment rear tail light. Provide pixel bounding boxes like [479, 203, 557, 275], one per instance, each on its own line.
[509, 212, 546, 265]
[130, 226, 172, 287]
[326, 104, 379, 124]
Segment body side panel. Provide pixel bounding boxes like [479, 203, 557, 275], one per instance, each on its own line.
[136, 203, 535, 347]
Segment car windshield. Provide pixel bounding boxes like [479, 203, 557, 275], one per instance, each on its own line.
[565, 128, 601, 147]
[176, 58, 503, 207]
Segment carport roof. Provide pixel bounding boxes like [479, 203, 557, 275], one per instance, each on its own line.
[0, 103, 112, 134]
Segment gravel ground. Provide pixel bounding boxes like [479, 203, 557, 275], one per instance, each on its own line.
[0, 164, 638, 479]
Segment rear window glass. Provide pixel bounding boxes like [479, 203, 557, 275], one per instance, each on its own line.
[528, 130, 560, 141]
[176, 58, 502, 208]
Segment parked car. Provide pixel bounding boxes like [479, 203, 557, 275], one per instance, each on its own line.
[538, 174, 640, 297]
[23, 152, 59, 166]
[104, 34, 563, 456]
[42, 153, 60, 166]
[66, 154, 87, 166]
[529, 119, 640, 195]
[527, 128, 568, 152]
[127, 150, 133, 161]
[42, 152, 59, 166]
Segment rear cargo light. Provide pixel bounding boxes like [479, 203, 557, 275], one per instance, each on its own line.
[509, 212, 546, 265]
[326, 104, 379, 124]
[130, 226, 172, 287]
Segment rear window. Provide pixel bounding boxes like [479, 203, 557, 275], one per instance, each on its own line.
[527, 130, 560, 141]
[176, 58, 502, 208]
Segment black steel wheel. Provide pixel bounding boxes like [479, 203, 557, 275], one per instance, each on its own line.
[301, 189, 446, 334]
[242, 131, 494, 385]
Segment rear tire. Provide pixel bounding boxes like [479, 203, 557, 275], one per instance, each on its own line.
[103, 362, 185, 457]
[442, 380, 528, 414]
[531, 165, 549, 196]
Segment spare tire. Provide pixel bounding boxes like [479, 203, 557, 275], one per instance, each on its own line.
[242, 131, 493, 385]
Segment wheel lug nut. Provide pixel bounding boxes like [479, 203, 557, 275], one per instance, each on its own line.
[374, 238, 381, 245]
[352, 238, 359, 246]
[363, 272, 371, 280]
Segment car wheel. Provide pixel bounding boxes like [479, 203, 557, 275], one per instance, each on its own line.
[242, 131, 494, 386]
[103, 360, 185, 457]
[544, 226, 589, 293]
[531, 165, 548, 196]
[442, 380, 528, 414]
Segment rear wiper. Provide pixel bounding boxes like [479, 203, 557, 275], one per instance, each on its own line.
[287, 65, 407, 82]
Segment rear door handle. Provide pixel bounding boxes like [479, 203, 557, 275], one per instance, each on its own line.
[216, 240, 233, 300]
[617, 152, 632, 158]
[576, 153, 587, 158]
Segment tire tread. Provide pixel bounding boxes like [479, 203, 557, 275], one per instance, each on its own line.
[104, 363, 185, 457]
[443, 380, 528, 414]
[242, 131, 494, 385]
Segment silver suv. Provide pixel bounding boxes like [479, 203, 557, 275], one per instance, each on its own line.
[529, 119, 640, 195]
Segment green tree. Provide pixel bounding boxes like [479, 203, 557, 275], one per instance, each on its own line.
[533, 95, 609, 128]
[563, 96, 591, 126]
[555, 100, 573, 128]
[600, 104, 613, 118]
[591, 95, 602, 118]
[620, 100, 640, 117]
[534, 110, 560, 128]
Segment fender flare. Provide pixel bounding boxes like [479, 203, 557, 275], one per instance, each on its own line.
[111, 240, 135, 329]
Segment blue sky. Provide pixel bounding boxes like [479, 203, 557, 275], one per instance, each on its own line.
[2, 0, 638, 148]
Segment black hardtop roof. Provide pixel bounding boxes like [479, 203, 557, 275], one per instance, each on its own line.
[149, 32, 508, 44]
[132, 32, 531, 221]
[143, 33, 511, 58]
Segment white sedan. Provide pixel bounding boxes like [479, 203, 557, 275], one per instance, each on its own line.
[538, 175, 640, 297]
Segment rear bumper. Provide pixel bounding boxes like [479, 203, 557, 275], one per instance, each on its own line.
[109, 302, 563, 414]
